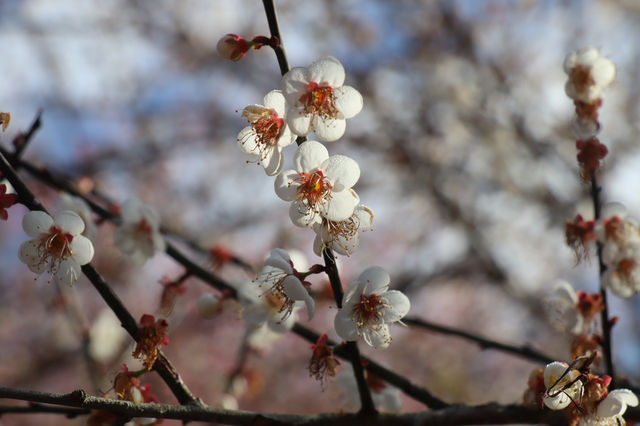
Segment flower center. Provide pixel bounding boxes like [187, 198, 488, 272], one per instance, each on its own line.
[570, 65, 595, 98]
[297, 170, 332, 210]
[352, 293, 384, 327]
[300, 82, 338, 119]
[241, 106, 284, 161]
[616, 258, 637, 280]
[603, 217, 623, 242]
[41, 226, 74, 259]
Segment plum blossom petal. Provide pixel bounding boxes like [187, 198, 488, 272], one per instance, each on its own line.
[311, 116, 346, 142]
[596, 389, 639, 418]
[320, 189, 359, 222]
[274, 170, 301, 201]
[293, 140, 328, 173]
[543, 361, 584, 410]
[307, 56, 345, 87]
[70, 235, 94, 266]
[115, 199, 165, 265]
[335, 86, 363, 119]
[54, 210, 85, 236]
[23, 210, 53, 238]
[322, 155, 360, 191]
[381, 291, 411, 322]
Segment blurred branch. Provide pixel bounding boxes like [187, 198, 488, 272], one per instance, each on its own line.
[0, 385, 582, 425]
[0, 403, 89, 418]
[404, 317, 554, 365]
[11, 109, 42, 161]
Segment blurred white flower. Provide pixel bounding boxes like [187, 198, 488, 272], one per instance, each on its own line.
[114, 198, 165, 265]
[237, 90, 296, 176]
[275, 141, 360, 228]
[564, 47, 615, 103]
[197, 293, 222, 318]
[254, 248, 315, 321]
[334, 266, 410, 349]
[88, 309, 128, 363]
[281, 56, 363, 141]
[60, 192, 98, 243]
[19, 210, 94, 285]
[579, 389, 639, 426]
[543, 280, 583, 335]
[542, 361, 584, 410]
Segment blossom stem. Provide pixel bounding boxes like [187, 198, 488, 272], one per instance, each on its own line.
[322, 248, 377, 416]
[261, 0, 289, 76]
[591, 174, 615, 380]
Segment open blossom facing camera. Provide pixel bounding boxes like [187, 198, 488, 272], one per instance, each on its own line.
[313, 202, 373, 257]
[334, 266, 410, 349]
[19, 210, 94, 286]
[254, 248, 315, 321]
[543, 280, 602, 335]
[114, 198, 165, 265]
[237, 90, 296, 176]
[564, 47, 615, 104]
[275, 141, 360, 227]
[281, 56, 363, 142]
[542, 361, 584, 410]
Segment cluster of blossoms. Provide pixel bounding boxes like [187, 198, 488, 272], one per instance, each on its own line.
[236, 56, 370, 257]
[536, 358, 638, 425]
[563, 47, 615, 181]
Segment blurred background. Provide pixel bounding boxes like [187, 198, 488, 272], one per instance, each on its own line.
[1, 0, 640, 424]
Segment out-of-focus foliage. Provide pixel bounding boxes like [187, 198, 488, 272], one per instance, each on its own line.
[2, 1, 640, 424]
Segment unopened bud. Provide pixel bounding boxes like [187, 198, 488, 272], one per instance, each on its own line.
[217, 34, 250, 61]
[198, 293, 222, 318]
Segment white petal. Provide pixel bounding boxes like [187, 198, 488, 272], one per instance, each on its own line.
[312, 116, 346, 142]
[312, 234, 324, 257]
[262, 147, 282, 176]
[289, 200, 320, 227]
[197, 293, 221, 318]
[363, 325, 391, 349]
[543, 362, 571, 387]
[287, 107, 312, 137]
[263, 90, 286, 116]
[359, 266, 390, 295]
[243, 303, 269, 327]
[381, 290, 410, 322]
[591, 57, 615, 88]
[55, 210, 85, 235]
[320, 190, 358, 222]
[334, 85, 363, 119]
[55, 259, 81, 286]
[307, 56, 345, 87]
[237, 126, 260, 155]
[542, 393, 571, 410]
[264, 252, 292, 274]
[121, 199, 142, 223]
[280, 67, 308, 101]
[268, 311, 296, 333]
[276, 125, 296, 149]
[334, 309, 359, 341]
[19, 240, 47, 273]
[70, 235, 94, 266]
[23, 211, 53, 237]
[354, 205, 374, 229]
[597, 389, 639, 418]
[282, 276, 315, 320]
[294, 140, 329, 173]
[274, 170, 300, 201]
[322, 155, 360, 191]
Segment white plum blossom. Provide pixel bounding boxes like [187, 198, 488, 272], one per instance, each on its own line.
[580, 389, 639, 426]
[240, 280, 299, 333]
[275, 141, 360, 228]
[114, 198, 165, 265]
[88, 309, 128, 363]
[542, 361, 584, 410]
[19, 210, 94, 286]
[543, 280, 584, 335]
[564, 47, 615, 104]
[313, 201, 373, 257]
[60, 192, 98, 243]
[253, 248, 315, 321]
[334, 266, 410, 349]
[281, 56, 363, 142]
[237, 90, 296, 176]
[333, 369, 402, 413]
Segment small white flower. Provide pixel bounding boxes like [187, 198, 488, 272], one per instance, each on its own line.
[313, 201, 373, 257]
[88, 309, 128, 363]
[253, 248, 315, 321]
[543, 280, 584, 335]
[19, 210, 94, 286]
[237, 90, 296, 176]
[240, 282, 299, 333]
[580, 389, 639, 426]
[542, 361, 584, 410]
[114, 198, 165, 265]
[333, 369, 402, 413]
[564, 47, 615, 103]
[334, 266, 410, 349]
[281, 56, 363, 142]
[275, 141, 360, 227]
[60, 192, 98, 243]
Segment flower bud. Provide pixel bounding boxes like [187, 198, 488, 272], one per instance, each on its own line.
[217, 34, 250, 61]
[198, 293, 222, 318]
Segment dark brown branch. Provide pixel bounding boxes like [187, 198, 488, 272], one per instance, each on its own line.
[0, 385, 591, 425]
[12, 109, 42, 160]
[0, 151, 201, 408]
[262, 0, 289, 75]
[0, 403, 89, 418]
[404, 317, 554, 365]
[322, 248, 376, 415]
[591, 175, 614, 380]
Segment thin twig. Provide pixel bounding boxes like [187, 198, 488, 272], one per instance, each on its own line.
[591, 175, 614, 380]
[403, 317, 554, 365]
[12, 109, 42, 161]
[262, 0, 289, 75]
